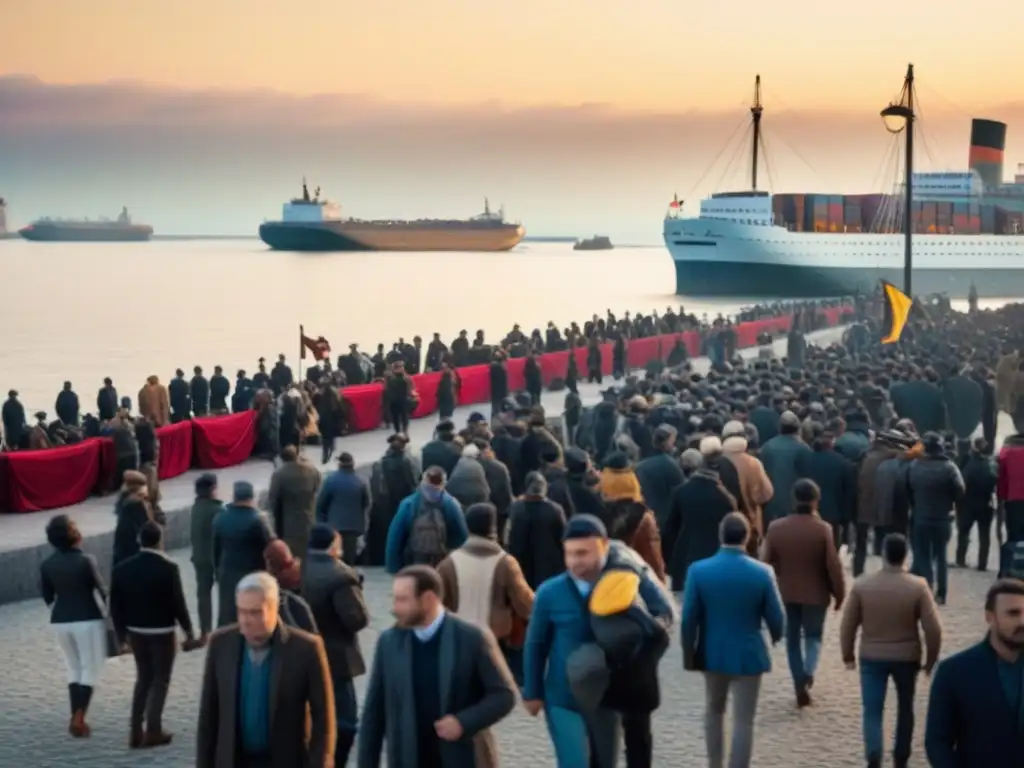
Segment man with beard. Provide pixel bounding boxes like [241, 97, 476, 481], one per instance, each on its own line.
[357, 565, 516, 768]
[925, 579, 1024, 768]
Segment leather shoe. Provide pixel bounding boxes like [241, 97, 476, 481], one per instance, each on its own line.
[142, 731, 173, 748]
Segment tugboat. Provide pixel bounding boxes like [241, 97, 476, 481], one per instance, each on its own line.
[0, 198, 18, 240]
[19, 206, 153, 242]
[573, 235, 614, 251]
[259, 180, 525, 252]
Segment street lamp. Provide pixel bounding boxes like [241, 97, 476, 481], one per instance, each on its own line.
[880, 63, 915, 296]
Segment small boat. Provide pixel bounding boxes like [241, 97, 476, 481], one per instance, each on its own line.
[573, 235, 614, 251]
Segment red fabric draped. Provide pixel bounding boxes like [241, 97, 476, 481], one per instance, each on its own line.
[156, 420, 194, 480]
[0, 304, 853, 514]
[192, 411, 258, 469]
[0, 439, 103, 513]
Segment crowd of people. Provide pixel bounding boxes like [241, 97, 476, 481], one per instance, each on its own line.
[33, 291, 1024, 767]
[1, 299, 845, 459]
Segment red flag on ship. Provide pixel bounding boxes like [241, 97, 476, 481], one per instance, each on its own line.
[300, 325, 332, 360]
[670, 193, 680, 208]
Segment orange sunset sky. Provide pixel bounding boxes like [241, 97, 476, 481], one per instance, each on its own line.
[2, 0, 1024, 240]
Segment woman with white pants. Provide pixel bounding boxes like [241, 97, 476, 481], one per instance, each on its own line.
[40, 514, 109, 737]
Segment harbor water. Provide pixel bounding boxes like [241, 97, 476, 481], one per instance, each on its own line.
[0, 237, 1005, 412]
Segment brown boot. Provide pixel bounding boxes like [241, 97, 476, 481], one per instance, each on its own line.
[69, 710, 90, 738]
[142, 731, 173, 748]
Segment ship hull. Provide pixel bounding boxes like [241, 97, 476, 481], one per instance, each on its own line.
[19, 224, 153, 242]
[665, 217, 1024, 299]
[259, 221, 525, 252]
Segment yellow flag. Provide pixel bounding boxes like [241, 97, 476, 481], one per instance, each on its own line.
[881, 281, 913, 344]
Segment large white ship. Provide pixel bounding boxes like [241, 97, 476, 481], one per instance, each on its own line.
[664, 76, 1024, 299]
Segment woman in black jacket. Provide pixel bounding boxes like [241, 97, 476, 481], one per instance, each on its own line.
[40, 515, 108, 738]
[112, 470, 153, 568]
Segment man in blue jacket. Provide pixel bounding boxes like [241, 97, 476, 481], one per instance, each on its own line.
[384, 466, 468, 574]
[681, 512, 785, 768]
[522, 514, 673, 768]
[315, 452, 371, 565]
[925, 578, 1024, 768]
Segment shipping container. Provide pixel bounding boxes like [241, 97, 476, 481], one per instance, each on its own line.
[953, 202, 970, 214]
[920, 202, 938, 222]
[827, 204, 844, 226]
[844, 205, 861, 225]
[953, 214, 969, 230]
[936, 201, 953, 220]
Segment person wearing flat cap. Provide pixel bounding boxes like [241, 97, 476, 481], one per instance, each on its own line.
[522, 514, 674, 768]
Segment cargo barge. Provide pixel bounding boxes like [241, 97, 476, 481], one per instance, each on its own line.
[259, 182, 525, 252]
[19, 207, 153, 242]
[664, 77, 1024, 299]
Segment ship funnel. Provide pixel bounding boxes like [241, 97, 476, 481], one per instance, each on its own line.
[968, 118, 1007, 190]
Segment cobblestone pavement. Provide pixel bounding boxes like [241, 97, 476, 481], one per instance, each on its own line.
[0, 538, 997, 767]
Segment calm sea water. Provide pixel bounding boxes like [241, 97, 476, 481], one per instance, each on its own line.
[0, 239, 684, 411]
[0, 237, 1006, 412]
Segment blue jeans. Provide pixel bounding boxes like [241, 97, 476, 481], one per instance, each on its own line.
[544, 705, 591, 768]
[859, 660, 918, 763]
[912, 520, 952, 599]
[784, 603, 827, 690]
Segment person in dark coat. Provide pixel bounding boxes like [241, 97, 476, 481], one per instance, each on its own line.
[168, 369, 191, 423]
[663, 456, 738, 592]
[436, 362, 459, 421]
[55, 381, 80, 426]
[520, 409, 561, 478]
[302, 524, 371, 766]
[97, 378, 119, 422]
[925, 579, 1024, 768]
[972, 365, 998, 454]
[313, 380, 344, 464]
[524, 350, 543, 405]
[209, 366, 230, 414]
[211, 480, 274, 627]
[489, 353, 509, 417]
[190, 366, 210, 417]
[492, 421, 526, 496]
[421, 421, 462, 479]
[942, 370, 983, 441]
[316, 452, 371, 565]
[541, 448, 576, 518]
[956, 437, 998, 570]
[759, 411, 811, 527]
[634, 425, 686, 530]
[834, 408, 872, 464]
[748, 395, 780, 447]
[357, 565, 517, 768]
[112, 470, 154, 568]
[366, 435, 421, 566]
[2, 389, 26, 450]
[506, 472, 567, 590]
[477, 440, 514, 530]
[892, 374, 946, 435]
[564, 447, 605, 520]
[190, 473, 223, 640]
[796, 429, 858, 550]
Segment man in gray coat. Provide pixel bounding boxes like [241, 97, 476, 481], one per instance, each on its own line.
[357, 565, 516, 768]
[211, 481, 274, 627]
[268, 445, 322, 558]
[316, 452, 371, 565]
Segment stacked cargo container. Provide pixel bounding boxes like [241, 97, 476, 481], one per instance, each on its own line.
[827, 195, 843, 231]
[803, 194, 829, 232]
[843, 197, 862, 232]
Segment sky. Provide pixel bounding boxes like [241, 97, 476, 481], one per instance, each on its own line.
[2, 0, 1024, 242]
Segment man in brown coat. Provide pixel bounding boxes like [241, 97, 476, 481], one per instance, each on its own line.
[839, 533, 941, 768]
[197, 571, 335, 768]
[138, 375, 170, 427]
[437, 502, 533, 646]
[722, 420, 774, 554]
[762, 478, 845, 707]
[268, 445, 322, 558]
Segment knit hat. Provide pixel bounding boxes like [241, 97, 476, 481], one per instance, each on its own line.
[680, 448, 703, 472]
[780, 411, 801, 428]
[233, 480, 255, 502]
[468, 412, 487, 424]
[563, 514, 608, 541]
[699, 436, 723, 455]
[308, 523, 337, 551]
[722, 420, 746, 438]
[603, 451, 629, 470]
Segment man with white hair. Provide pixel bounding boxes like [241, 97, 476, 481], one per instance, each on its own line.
[197, 571, 335, 768]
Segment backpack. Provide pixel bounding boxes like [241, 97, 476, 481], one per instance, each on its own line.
[1000, 540, 1024, 580]
[405, 496, 449, 567]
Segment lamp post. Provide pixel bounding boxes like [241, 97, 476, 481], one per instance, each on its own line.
[881, 63, 915, 296]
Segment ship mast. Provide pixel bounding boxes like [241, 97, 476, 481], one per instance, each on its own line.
[750, 75, 763, 191]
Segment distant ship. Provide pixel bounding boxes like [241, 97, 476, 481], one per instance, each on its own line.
[0, 198, 18, 240]
[573, 235, 614, 251]
[259, 182, 525, 252]
[19, 207, 154, 242]
[664, 72, 1024, 299]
